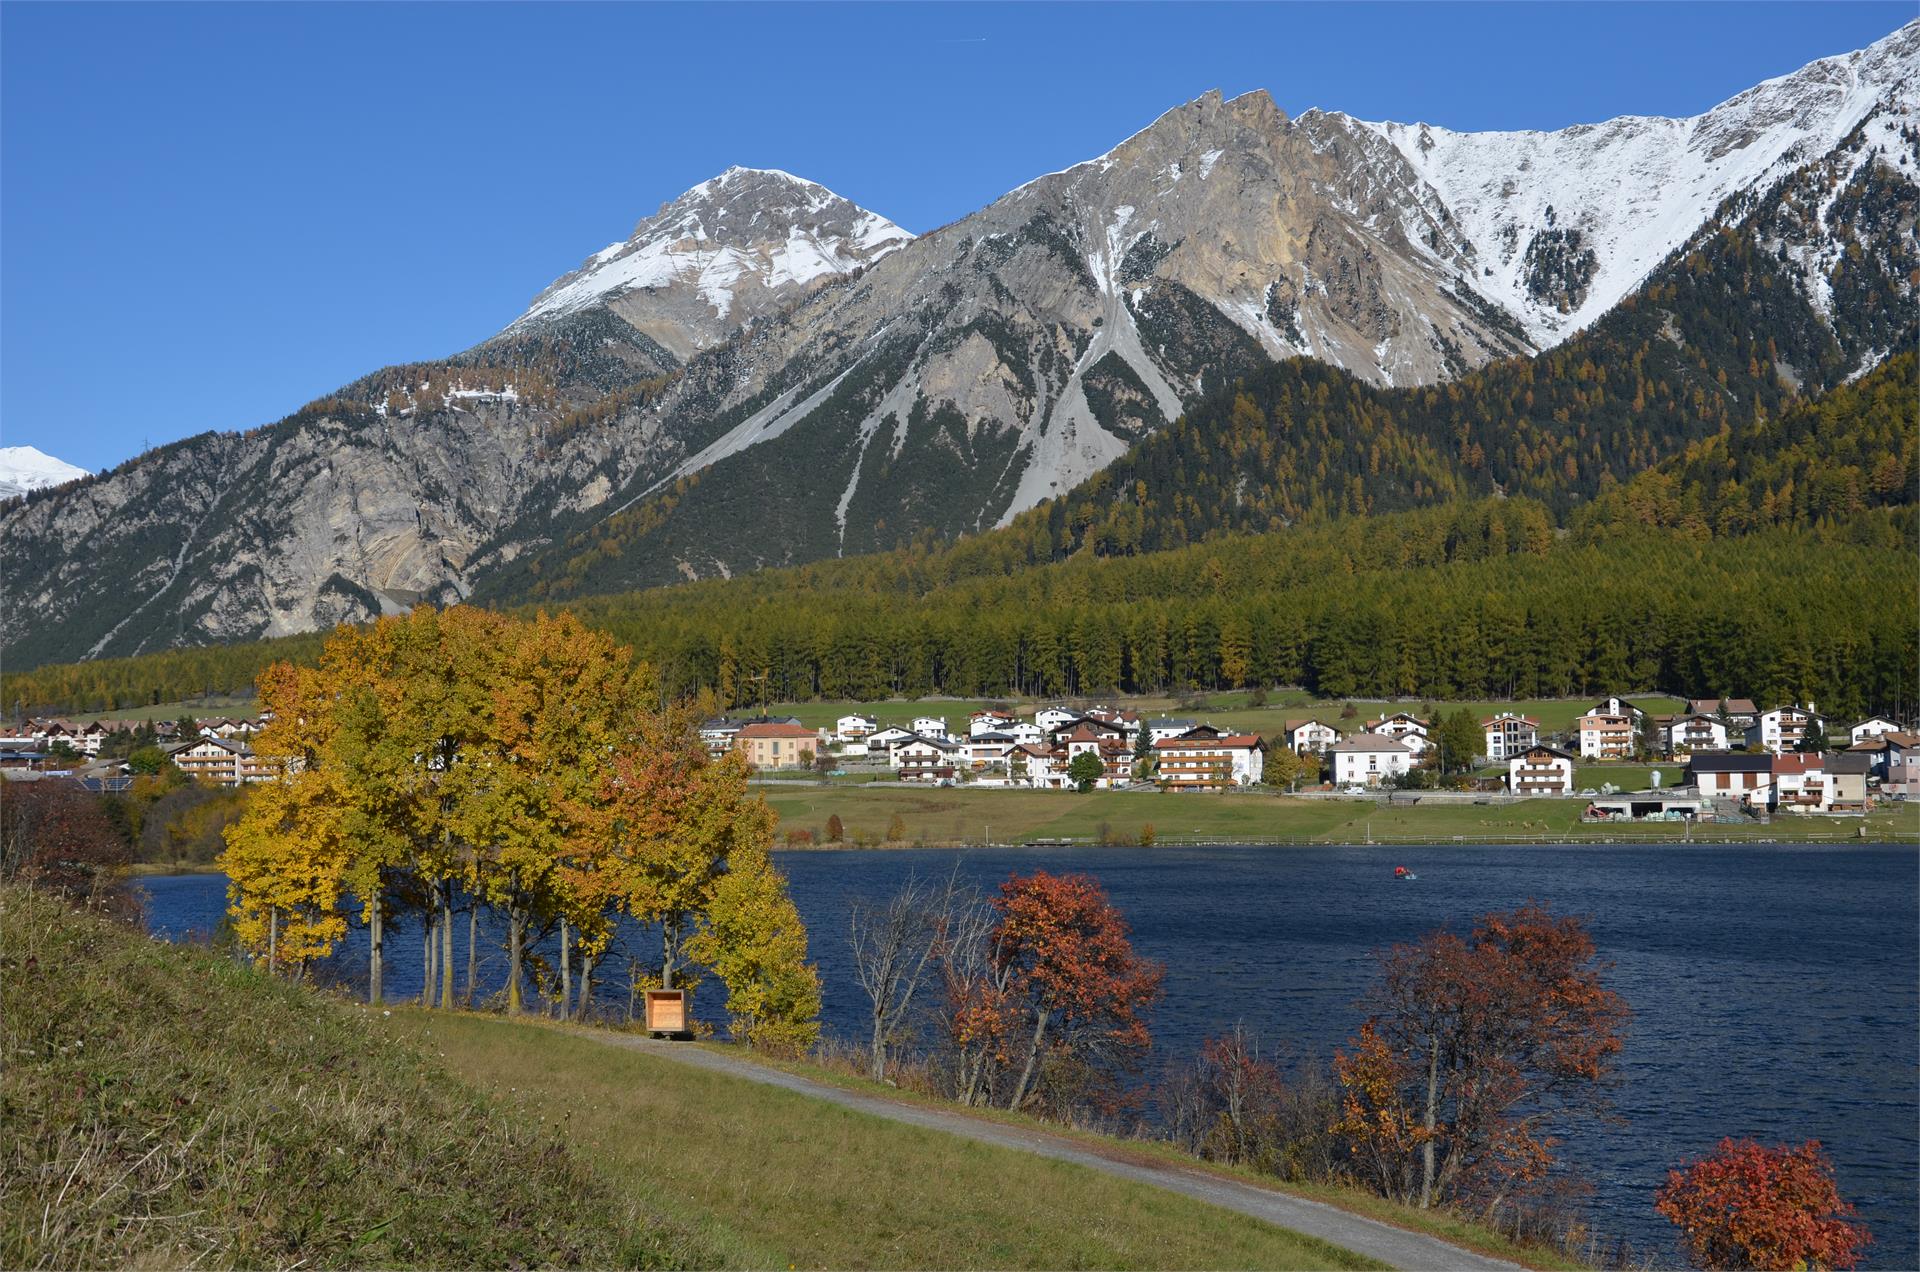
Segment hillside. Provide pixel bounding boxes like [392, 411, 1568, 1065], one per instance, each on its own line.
[0, 885, 688, 1269]
[1574, 350, 1918, 539]
[2, 23, 1913, 668]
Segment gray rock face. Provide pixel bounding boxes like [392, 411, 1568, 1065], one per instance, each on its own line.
[508, 166, 914, 361]
[4, 23, 1914, 667]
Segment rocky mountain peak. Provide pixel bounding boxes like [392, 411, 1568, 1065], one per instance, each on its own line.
[510, 166, 913, 359]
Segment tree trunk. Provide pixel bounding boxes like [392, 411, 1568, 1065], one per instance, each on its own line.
[579, 952, 596, 1021]
[267, 906, 278, 974]
[465, 903, 478, 1007]
[1419, 1033, 1441, 1209]
[661, 917, 680, 991]
[559, 917, 572, 1020]
[439, 887, 454, 1009]
[1007, 1007, 1051, 1111]
[506, 904, 525, 1014]
[368, 891, 383, 1005]
[422, 910, 435, 1007]
[870, 1005, 888, 1082]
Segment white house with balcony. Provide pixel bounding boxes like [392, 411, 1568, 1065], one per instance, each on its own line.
[1848, 717, 1903, 744]
[1749, 704, 1824, 755]
[835, 714, 879, 741]
[1508, 744, 1576, 795]
[1284, 719, 1343, 754]
[1665, 713, 1729, 754]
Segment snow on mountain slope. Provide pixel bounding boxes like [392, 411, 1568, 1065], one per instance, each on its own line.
[0, 446, 89, 499]
[1349, 19, 1919, 347]
[508, 167, 913, 360]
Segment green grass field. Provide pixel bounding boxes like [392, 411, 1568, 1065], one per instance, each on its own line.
[394, 1013, 1380, 1271]
[69, 694, 258, 723]
[760, 784, 1920, 846]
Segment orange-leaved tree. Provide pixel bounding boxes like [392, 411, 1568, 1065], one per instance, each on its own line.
[1655, 1137, 1870, 1270]
[979, 870, 1164, 1113]
[1333, 901, 1628, 1211]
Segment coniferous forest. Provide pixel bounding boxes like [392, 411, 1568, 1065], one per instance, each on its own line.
[7, 360, 1913, 722]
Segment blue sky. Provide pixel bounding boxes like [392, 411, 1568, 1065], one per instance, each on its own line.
[2, 1, 1909, 473]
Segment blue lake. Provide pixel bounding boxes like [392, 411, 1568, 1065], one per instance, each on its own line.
[140, 842, 1920, 1266]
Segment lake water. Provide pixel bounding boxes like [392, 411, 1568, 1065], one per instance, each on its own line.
[140, 842, 1920, 1266]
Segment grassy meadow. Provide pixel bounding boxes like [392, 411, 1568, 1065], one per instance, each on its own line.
[759, 784, 1920, 846]
[397, 1013, 1381, 1271]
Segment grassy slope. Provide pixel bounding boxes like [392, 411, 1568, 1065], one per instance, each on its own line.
[2, 887, 1380, 1271]
[745, 1051, 1588, 1272]
[758, 785, 1920, 846]
[394, 1011, 1381, 1271]
[0, 886, 693, 1270]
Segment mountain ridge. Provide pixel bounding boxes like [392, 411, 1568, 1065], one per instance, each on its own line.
[3, 21, 1914, 669]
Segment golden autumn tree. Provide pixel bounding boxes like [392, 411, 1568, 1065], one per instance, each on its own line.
[222, 603, 819, 1035]
[474, 611, 641, 1014]
[688, 836, 822, 1053]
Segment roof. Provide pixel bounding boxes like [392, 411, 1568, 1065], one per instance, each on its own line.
[1688, 698, 1723, 715]
[1826, 752, 1873, 775]
[1482, 713, 1540, 728]
[1148, 717, 1195, 728]
[1723, 699, 1759, 714]
[1772, 753, 1823, 775]
[898, 734, 959, 751]
[1514, 744, 1577, 761]
[1329, 733, 1411, 754]
[166, 738, 253, 757]
[1686, 751, 1771, 773]
[1285, 718, 1339, 733]
[736, 722, 817, 739]
[1155, 734, 1263, 751]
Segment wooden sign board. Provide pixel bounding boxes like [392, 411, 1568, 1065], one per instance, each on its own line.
[644, 989, 688, 1037]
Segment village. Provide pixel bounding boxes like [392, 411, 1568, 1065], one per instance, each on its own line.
[697, 695, 1919, 821]
[3, 695, 1914, 825]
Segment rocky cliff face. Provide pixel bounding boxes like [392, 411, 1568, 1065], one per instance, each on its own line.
[4, 22, 1914, 667]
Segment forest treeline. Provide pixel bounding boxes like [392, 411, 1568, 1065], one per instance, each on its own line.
[1573, 351, 1917, 541]
[11, 505, 1914, 722]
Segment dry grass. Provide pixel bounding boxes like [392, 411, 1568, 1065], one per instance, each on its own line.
[0, 886, 705, 1270]
[764, 1047, 1591, 1272]
[395, 1010, 1388, 1271]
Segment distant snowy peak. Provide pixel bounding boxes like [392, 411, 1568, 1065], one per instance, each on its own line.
[0, 446, 89, 500]
[1344, 19, 1920, 347]
[511, 167, 912, 356]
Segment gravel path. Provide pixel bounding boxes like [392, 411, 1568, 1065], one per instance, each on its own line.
[591, 1031, 1524, 1271]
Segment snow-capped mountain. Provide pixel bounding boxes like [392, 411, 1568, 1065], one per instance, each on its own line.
[2, 21, 1914, 668]
[507, 167, 913, 361]
[1345, 20, 1919, 347]
[0, 446, 89, 499]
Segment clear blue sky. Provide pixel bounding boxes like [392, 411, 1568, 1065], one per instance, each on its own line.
[2, 1, 1908, 473]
